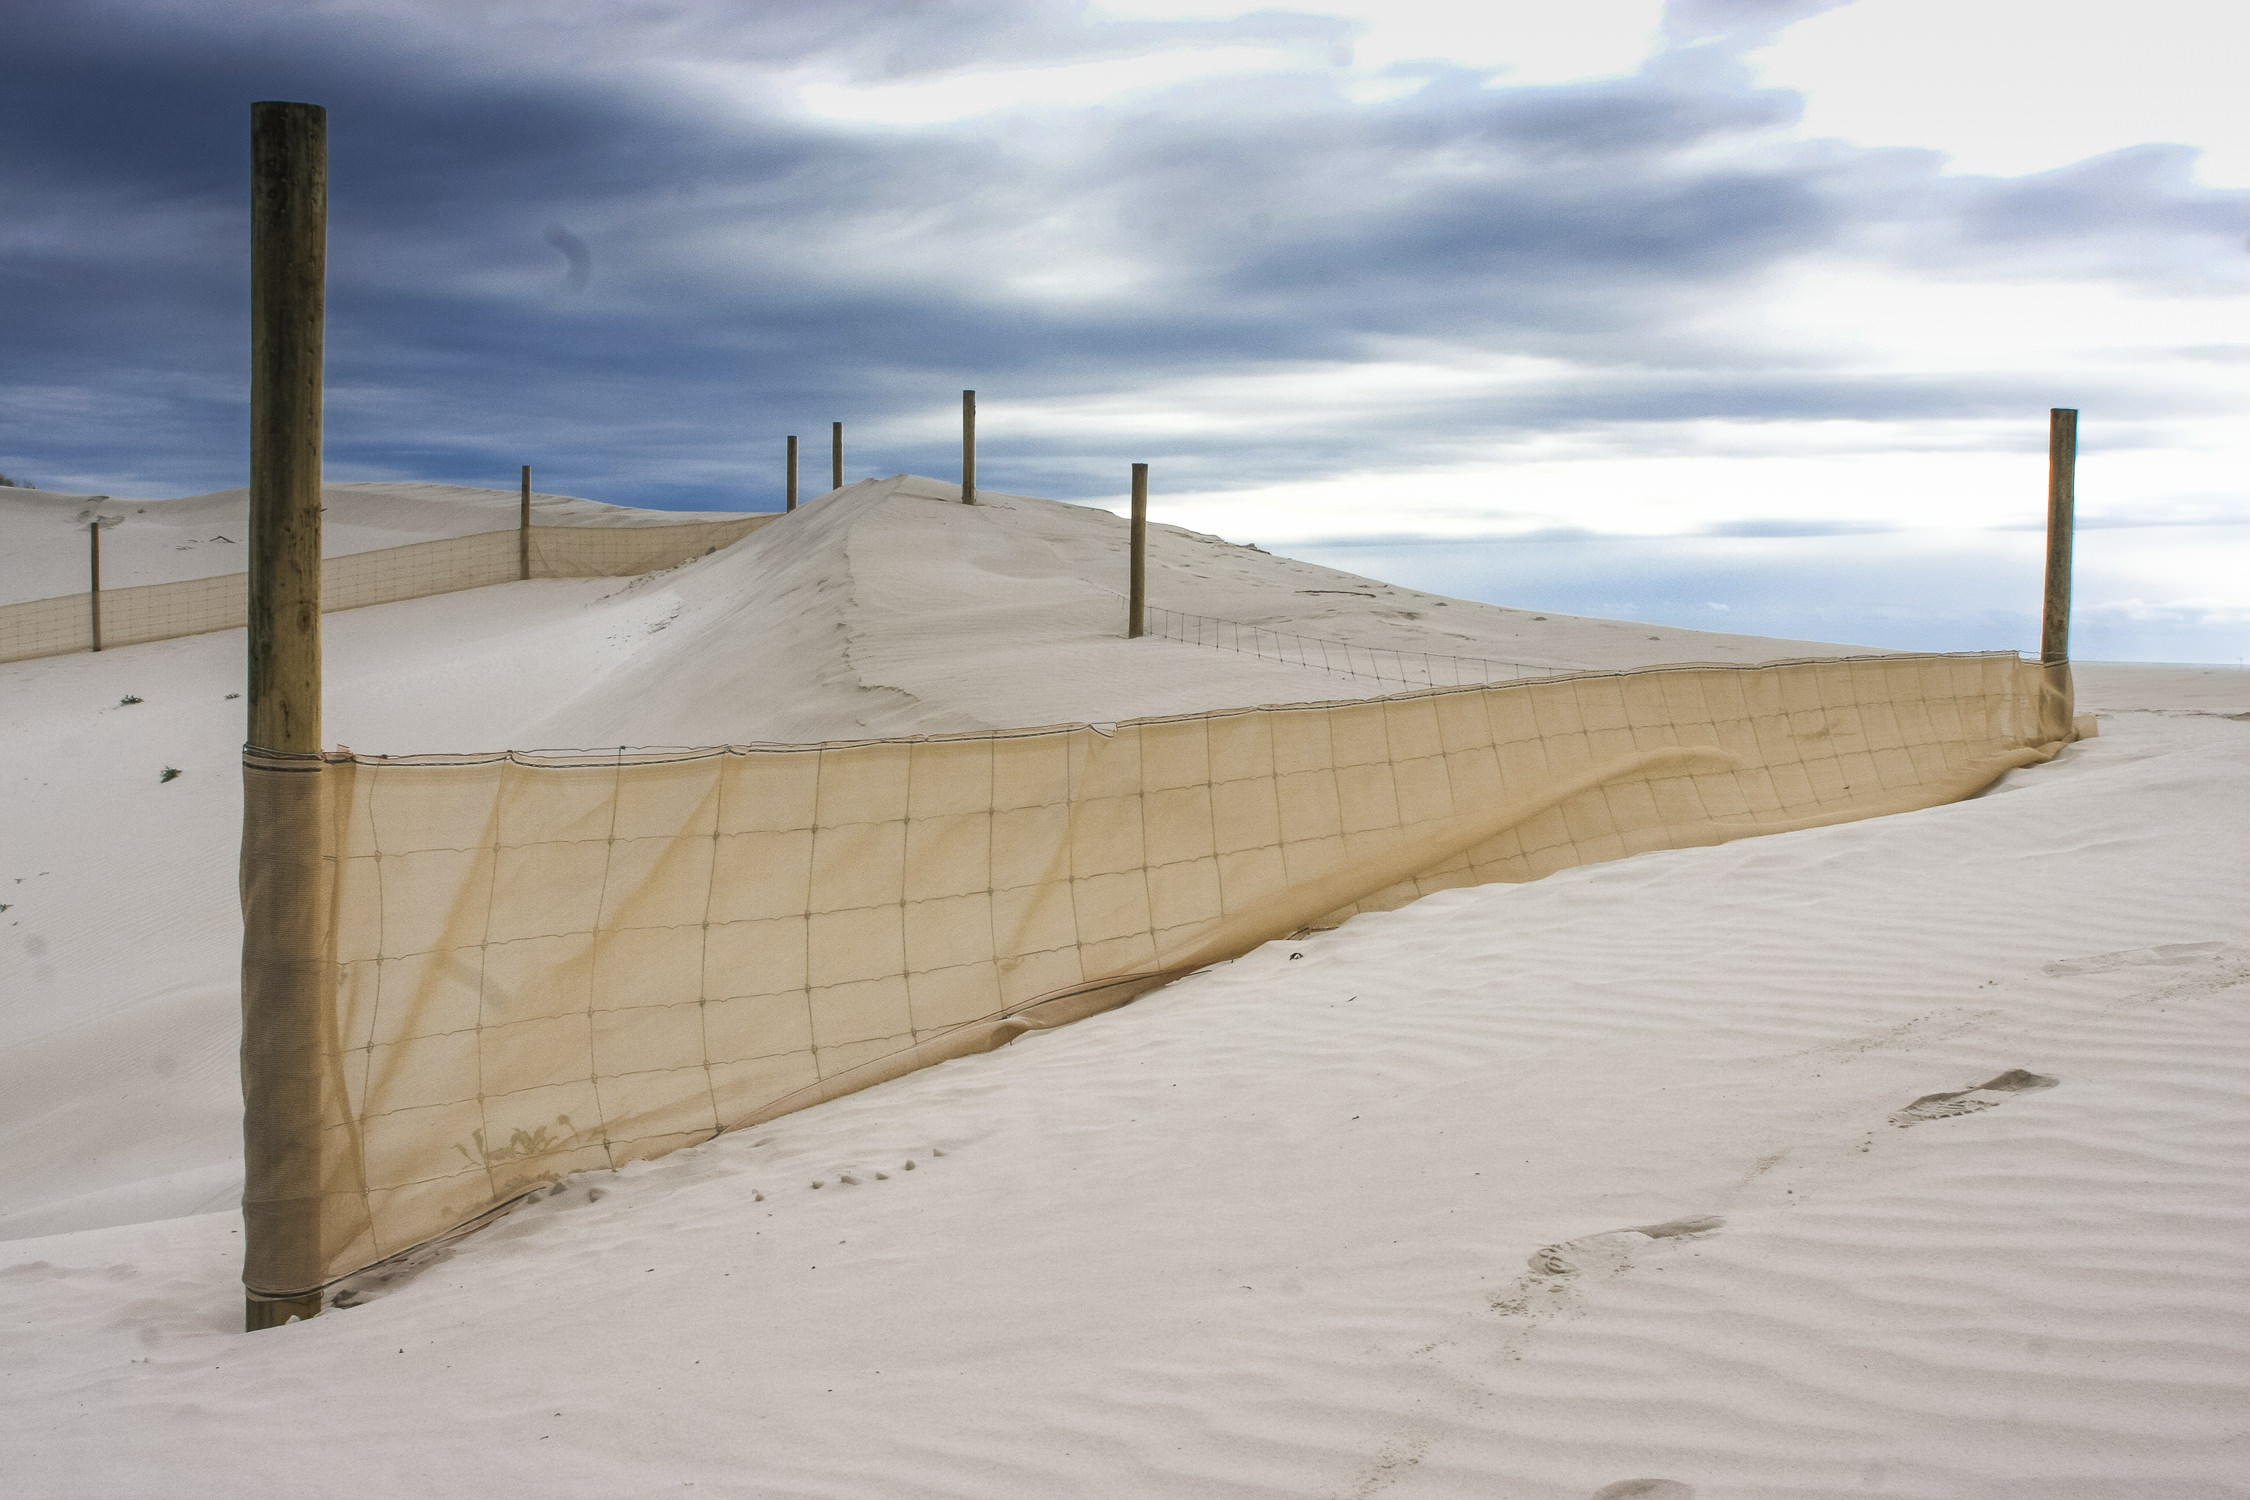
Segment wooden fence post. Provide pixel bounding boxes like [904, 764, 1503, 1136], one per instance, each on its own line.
[242, 98, 329, 1333]
[241, 99, 328, 1331]
[787, 435, 798, 512]
[519, 465, 531, 580]
[961, 390, 976, 505]
[832, 421, 843, 493]
[248, 104, 326, 758]
[1128, 463, 1147, 639]
[2043, 409, 2076, 665]
[2041, 407, 2078, 741]
[88, 519, 102, 652]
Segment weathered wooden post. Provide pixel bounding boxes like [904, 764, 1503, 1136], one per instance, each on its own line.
[2041, 407, 2077, 741]
[961, 390, 976, 505]
[518, 464, 532, 580]
[831, 421, 844, 493]
[242, 99, 329, 1332]
[88, 520, 102, 652]
[1128, 463, 1147, 639]
[786, 434, 798, 513]
[2042, 409, 2076, 665]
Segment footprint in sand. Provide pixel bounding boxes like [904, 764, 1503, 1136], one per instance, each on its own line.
[1527, 1215, 1724, 1277]
[1890, 1068, 2058, 1127]
[2043, 941, 2224, 977]
[1590, 1483, 1695, 1500]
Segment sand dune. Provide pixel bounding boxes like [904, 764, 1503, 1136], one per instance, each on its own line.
[1, 477, 2244, 1496]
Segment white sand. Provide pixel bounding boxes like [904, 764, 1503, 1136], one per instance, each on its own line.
[2, 477, 2245, 1496]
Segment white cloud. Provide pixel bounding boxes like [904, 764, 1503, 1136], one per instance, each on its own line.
[1739, 262, 2250, 374]
[1752, 0, 2250, 186]
[777, 0, 1672, 128]
[1096, 0, 1668, 83]
[790, 45, 1303, 125]
[1108, 436, 2052, 541]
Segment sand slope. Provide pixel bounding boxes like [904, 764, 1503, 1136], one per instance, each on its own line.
[498, 474, 1887, 746]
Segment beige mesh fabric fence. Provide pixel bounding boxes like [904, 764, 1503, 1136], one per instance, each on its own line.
[0, 517, 773, 664]
[241, 650, 2072, 1299]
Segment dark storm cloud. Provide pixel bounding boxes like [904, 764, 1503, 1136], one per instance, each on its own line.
[1, 0, 2243, 510]
[542, 225, 593, 294]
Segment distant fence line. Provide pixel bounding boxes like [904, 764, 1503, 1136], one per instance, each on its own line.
[1141, 604, 1570, 691]
[0, 516, 776, 665]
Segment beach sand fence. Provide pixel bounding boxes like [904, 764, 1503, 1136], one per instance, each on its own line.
[0, 517, 774, 664]
[243, 649, 2073, 1302]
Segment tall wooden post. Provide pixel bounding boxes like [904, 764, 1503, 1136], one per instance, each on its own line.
[242, 99, 328, 1332]
[1127, 463, 1148, 639]
[961, 390, 976, 505]
[2040, 407, 2078, 742]
[2042, 409, 2076, 665]
[832, 421, 844, 493]
[248, 104, 325, 757]
[786, 435, 798, 512]
[88, 520, 102, 652]
[518, 465, 531, 580]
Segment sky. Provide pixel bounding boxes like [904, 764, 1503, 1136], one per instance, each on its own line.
[2, 0, 2244, 661]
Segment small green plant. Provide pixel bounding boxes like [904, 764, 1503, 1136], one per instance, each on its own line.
[119, 695, 142, 706]
[159, 767, 181, 783]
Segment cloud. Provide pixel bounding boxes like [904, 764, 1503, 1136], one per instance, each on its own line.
[542, 223, 592, 294]
[0, 0, 2242, 531]
[1752, 0, 2250, 187]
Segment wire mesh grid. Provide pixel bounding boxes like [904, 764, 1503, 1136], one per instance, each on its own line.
[1141, 604, 1572, 691]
